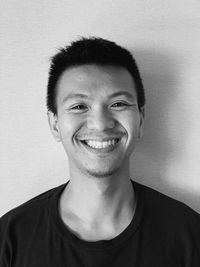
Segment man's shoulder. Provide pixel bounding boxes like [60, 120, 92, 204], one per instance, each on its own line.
[0, 183, 65, 227]
[135, 181, 200, 229]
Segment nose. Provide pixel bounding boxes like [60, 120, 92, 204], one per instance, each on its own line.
[86, 109, 115, 131]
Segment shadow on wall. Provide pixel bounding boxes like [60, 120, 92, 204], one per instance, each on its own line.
[130, 47, 200, 212]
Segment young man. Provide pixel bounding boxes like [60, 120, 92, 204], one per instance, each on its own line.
[0, 37, 200, 266]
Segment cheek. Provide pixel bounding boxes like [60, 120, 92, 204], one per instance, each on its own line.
[58, 115, 84, 140]
[120, 112, 141, 136]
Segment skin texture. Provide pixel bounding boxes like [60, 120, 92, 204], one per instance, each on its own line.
[48, 64, 144, 241]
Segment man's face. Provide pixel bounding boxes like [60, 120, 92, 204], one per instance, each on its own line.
[48, 64, 144, 178]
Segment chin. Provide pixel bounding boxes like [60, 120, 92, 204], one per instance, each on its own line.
[86, 167, 120, 178]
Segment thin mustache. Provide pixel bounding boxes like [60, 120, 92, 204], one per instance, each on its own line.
[77, 133, 125, 141]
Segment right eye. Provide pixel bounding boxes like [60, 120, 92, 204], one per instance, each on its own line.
[70, 104, 88, 112]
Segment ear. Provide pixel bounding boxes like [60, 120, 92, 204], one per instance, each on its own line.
[47, 111, 61, 142]
[138, 107, 145, 139]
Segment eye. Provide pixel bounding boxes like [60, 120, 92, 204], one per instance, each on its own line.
[70, 104, 88, 112]
[111, 101, 129, 108]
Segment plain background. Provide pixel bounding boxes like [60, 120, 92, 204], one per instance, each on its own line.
[0, 0, 200, 216]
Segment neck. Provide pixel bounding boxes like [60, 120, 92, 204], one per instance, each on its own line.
[60, 168, 135, 225]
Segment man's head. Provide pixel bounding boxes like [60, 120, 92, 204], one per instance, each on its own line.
[47, 37, 145, 178]
[47, 37, 145, 115]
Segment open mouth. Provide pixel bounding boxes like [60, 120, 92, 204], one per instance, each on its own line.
[79, 138, 121, 151]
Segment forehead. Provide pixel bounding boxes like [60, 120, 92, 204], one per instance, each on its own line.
[56, 64, 137, 101]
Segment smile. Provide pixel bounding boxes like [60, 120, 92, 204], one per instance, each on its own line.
[84, 139, 119, 149]
[79, 138, 121, 152]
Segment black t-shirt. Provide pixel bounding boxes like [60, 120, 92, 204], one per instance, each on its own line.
[0, 180, 200, 266]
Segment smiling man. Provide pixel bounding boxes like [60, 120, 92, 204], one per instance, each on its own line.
[0, 37, 200, 266]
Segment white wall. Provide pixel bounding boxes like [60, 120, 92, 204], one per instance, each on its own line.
[1, 0, 200, 216]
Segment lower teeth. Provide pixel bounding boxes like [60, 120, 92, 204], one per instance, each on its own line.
[89, 145, 111, 149]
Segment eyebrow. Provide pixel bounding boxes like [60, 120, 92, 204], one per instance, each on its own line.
[62, 91, 136, 102]
[109, 91, 135, 100]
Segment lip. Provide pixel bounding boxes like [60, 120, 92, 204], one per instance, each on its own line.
[77, 134, 125, 142]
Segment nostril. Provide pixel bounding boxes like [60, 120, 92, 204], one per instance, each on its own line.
[86, 116, 115, 130]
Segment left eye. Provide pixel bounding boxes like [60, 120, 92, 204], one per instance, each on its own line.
[111, 102, 128, 107]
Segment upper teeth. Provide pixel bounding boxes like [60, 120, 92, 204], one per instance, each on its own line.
[85, 139, 118, 149]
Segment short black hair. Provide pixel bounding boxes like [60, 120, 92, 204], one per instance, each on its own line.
[47, 37, 145, 114]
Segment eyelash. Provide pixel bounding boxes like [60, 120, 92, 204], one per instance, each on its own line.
[70, 102, 130, 111]
[71, 104, 86, 110]
[111, 102, 129, 107]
